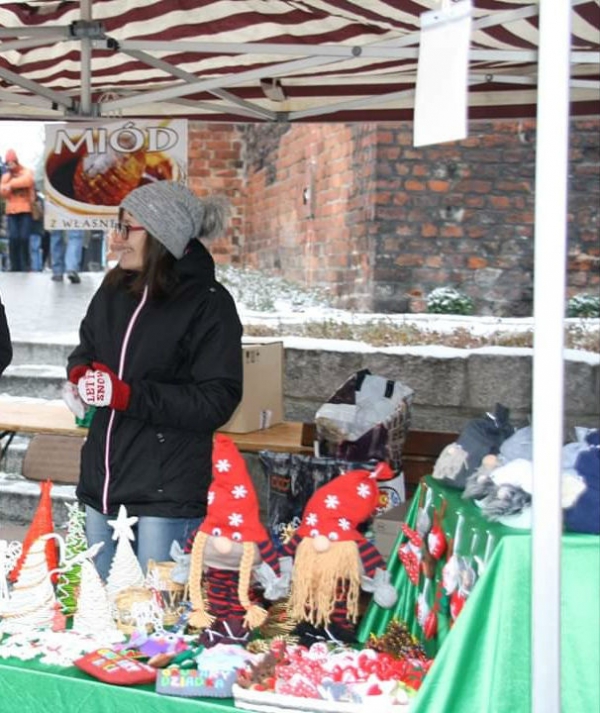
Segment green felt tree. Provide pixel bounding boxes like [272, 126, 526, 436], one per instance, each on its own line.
[55, 502, 87, 615]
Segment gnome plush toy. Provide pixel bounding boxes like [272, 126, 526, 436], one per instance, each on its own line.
[282, 462, 398, 643]
[187, 434, 282, 642]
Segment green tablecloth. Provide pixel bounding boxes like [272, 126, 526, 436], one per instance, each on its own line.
[0, 655, 235, 713]
[359, 476, 520, 656]
[359, 476, 600, 713]
[411, 534, 599, 713]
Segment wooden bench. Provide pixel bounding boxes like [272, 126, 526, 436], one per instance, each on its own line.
[0, 400, 313, 453]
[0, 400, 456, 494]
[0, 400, 314, 484]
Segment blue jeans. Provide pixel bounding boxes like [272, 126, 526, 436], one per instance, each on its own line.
[29, 232, 43, 271]
[50, 230, 83, 276]
[7, 213, 32, 272]
[85, 504, 202, 581]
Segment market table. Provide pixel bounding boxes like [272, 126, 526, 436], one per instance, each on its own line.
[359, 476, 600, 713]
[1, 477, 597, 713]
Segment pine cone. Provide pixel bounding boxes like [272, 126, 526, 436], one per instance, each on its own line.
[367, 619, 427, 660]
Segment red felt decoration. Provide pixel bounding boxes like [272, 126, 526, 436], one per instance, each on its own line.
[74, 649, 156, 686]
[9, 480, 57, 582]
[400, 522, 423, 549]
[398, 541, 421, 585]
[450, 589, 467, 621]
[423, 609, 438, 639]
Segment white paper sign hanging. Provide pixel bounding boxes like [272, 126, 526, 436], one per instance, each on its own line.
[413, 0, 473, 147]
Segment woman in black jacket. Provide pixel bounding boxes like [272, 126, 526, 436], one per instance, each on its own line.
[65, 181, 243, 580]
[0, 293, 12, 376]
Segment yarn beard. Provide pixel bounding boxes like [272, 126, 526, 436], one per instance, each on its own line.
[288, 539, 361, 628]
[188, 531, 268, 631]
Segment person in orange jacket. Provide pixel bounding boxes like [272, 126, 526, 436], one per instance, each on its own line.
[1, 149, 35, 271]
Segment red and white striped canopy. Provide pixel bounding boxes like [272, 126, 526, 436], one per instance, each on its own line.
[0, 0, 598, 122]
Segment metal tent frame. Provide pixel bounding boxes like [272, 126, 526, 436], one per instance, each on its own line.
[0, 1, 597, 122]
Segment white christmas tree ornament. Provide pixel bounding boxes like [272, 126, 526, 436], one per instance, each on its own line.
[105, 505, 145, 600]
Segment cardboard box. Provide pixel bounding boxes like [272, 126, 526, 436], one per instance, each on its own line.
[372, 501, 409, 559]
[220, 341, 284, 434]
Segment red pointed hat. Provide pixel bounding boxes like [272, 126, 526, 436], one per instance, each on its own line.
[200, 433, 268, 543]
[297, 461, 393, 542]
[10, 479, 57, 582]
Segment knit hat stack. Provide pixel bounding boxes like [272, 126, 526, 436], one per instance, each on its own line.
[121, 181, 205, 258]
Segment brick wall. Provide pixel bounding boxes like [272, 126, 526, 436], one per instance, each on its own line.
[188, 123, 245, 266]
[372, 119, 599, 315]
[188, 119, 600, 316]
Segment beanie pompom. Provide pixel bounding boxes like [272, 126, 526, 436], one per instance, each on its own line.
[198, 195, 230, 241]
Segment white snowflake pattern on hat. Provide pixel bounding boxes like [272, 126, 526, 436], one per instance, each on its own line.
[229, 513, 243, 527]
[215, 458, 231, 473]
[338, 518, 351, 531]
[357, 483, 372, 498]
[305, 512, 318, 526]
[232, 484, 248, 499]
[325, 494, 340, 509]
[207, 491, 215, 505]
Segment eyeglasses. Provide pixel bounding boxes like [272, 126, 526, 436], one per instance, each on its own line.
[112, 222, 146, 239]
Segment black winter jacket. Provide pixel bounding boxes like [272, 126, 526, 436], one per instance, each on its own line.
[0, 296, 12, 376]
[68, 241, 243, 518]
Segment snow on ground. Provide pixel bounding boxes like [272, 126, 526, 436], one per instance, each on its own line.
[1, 268, 598, 355]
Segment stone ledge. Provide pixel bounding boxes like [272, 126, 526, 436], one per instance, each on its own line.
[283, 345, 599, 434]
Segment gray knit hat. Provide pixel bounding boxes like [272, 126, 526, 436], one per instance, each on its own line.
[121, 181, 205, 258]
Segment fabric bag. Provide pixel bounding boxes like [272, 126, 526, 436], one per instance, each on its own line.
[315, 369, 414, 471]
[259, 451, 374, 548]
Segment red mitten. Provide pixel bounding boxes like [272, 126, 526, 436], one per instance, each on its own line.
[94, 361, 130, 410]
[68, 363, 89, 384]
[77, 362, 131, 410]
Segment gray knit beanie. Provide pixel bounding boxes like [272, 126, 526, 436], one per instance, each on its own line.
[121, 181, 205, 258]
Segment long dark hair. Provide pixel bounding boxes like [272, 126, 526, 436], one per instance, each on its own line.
[103, 217, 179, 300]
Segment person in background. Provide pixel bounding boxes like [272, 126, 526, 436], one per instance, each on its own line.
[41, 229, 50, 270]
[50, 229, 84, 282]
[0, 292, 12, 376]
[29, 190, 45, 272]
[63, 181, 243, 580]
[0, 149, 34, 272]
